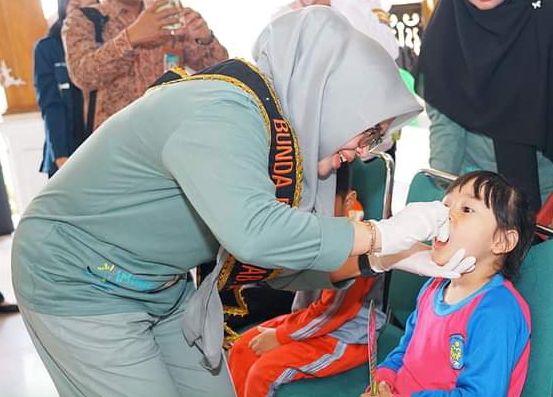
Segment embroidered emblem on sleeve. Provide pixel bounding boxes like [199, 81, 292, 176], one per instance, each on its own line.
[449, 334, 465, 370]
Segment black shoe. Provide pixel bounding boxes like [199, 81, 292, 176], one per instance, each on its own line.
[0, 291, 19, 313]
[0, 303, 18, 313]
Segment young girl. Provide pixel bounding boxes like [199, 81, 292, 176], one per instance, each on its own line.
[364, 170, 535, 397]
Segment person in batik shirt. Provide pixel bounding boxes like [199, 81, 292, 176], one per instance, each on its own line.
[63, 0, 228, 130]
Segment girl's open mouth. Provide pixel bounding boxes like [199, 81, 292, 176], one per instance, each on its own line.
[433, 237, 449, 249]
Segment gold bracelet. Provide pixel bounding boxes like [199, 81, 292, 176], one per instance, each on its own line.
[363, 220, 376, 255]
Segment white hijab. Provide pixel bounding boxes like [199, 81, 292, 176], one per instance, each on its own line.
[253, 6, 421, 216]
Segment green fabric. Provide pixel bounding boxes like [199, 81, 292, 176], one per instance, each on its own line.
[351, 157, 387, 221]
[20, 302, 236, 397]
[426, 103, 553, 204]
[375, 323, 404, 362]
[275, 323, 404, 397]
[276, 365, 368, 397]
[387, 270, 427, 328]
[515, 239, 553, 397]
[12, 79, 353, 316]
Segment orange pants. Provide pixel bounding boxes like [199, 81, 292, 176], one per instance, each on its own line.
[228, 318, 367, 397]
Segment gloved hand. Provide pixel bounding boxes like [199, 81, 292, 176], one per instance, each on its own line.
[374, 201, 450, 256]
[388, 249, 476, 279]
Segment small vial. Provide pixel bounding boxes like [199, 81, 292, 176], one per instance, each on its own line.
[157, 0, 184, 30]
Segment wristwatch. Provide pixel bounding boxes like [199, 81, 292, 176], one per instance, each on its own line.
[358, 254, 378, 277]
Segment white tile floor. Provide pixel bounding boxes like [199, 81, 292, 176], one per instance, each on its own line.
[0, 117, 430, 397]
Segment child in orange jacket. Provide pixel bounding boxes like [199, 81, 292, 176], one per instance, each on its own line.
[228, 163, 385, 397]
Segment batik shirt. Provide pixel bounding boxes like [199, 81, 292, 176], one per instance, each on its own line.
[62, 0, 228, 129]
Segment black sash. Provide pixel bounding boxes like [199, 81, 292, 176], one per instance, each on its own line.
[149, 59, 302, 342]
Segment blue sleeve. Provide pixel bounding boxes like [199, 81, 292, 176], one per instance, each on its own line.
[412, 287, 530, 397]
[34, 40, 71, 158]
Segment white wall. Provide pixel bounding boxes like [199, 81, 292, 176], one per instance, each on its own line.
[0, 113, 48, 215]
[181, 0, 287, 59]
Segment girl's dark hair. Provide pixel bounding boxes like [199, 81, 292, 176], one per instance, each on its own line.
[48, 0, 71, 39]
[336, 162, 352, 198]
[445, 170, 535, 279]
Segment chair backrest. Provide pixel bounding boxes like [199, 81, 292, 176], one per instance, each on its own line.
[351, 152, 395, 221]
[352, 152, 395, 316]
[405, 168, 456, 203]
[387, 169, 455, 327]
[515, 239, 553, 397]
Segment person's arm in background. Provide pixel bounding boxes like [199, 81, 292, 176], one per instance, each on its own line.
[33, 40, 71, 164]
[178, 7, 229, 71]
[62, 0, 181, 91]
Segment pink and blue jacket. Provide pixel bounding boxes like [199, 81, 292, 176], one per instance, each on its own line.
[377, 274, 531, 397]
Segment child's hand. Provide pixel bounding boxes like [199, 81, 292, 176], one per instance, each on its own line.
[248, 326, 280, 356]
[376, 382, 393, 397]
[359, 382, 393, 397]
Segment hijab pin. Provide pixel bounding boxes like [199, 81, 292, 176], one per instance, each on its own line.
[532, 0, 541, 9]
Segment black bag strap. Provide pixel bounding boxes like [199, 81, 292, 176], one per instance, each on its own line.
[80, 7, 109, 135]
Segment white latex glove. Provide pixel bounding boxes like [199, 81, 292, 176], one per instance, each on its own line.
[388, 249, 476, 279]
[374, 201, 450, 256]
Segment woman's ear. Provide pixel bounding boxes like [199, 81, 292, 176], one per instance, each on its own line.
[492, 229, 519, 255]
